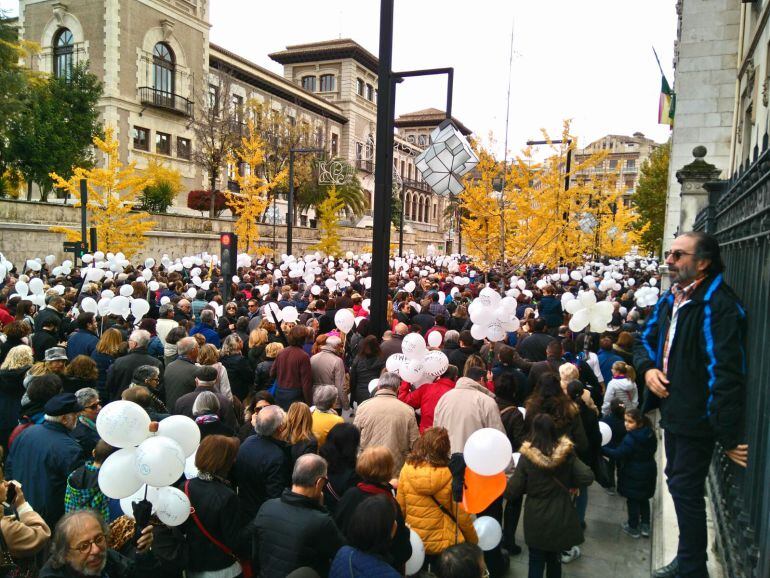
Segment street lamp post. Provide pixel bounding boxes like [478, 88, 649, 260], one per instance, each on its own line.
[369, 0, 455, 338]
[288, 147, 324, 256]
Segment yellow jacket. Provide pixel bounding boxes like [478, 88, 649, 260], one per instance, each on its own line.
[396, 462, 477, 555]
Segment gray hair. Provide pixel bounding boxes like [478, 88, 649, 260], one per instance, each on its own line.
[177, 336, 198, 357]
[132, 365, 160, 385]
[129, 329, 151, 348]
[443, 330, 459, 345]
[192, 391, 220, 416]
[75, 387, 99, 408]
[377, 371, 401, 392]
[313, 385, 338, 411]
[221, 333, 242, 356]
[255, 404, 285, 437]
[200, 309, 215, 325]
[292, 454, 327, 488]
[158, 303, 174, 317]
[48, 510, 109, 569]
[627, 310, 640, 322]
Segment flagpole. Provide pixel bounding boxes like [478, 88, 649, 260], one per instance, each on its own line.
[652, 46, 666, 77]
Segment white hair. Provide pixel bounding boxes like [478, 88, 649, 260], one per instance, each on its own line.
[129, 329, 151, 348]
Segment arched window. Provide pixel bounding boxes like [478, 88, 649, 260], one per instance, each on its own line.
[405, 194, 412, 221]
[153, 42, 175, 96]
[53, 28, 74, 79]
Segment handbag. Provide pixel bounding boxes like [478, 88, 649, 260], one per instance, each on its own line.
[0, 527, 17, 574]
[184, 481, 254, 578]
[0, 522, 38, 578]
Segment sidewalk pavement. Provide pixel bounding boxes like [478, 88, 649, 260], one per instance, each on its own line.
[504, 483, 652, 577]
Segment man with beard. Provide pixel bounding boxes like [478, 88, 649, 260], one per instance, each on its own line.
[635, 232, 748, 578]
[40, 510, 155, 577]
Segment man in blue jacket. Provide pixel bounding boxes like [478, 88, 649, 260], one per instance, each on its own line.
[634, 232, 748, 578]
[6, 393, 85, 528]
[66, 313, 99, 361]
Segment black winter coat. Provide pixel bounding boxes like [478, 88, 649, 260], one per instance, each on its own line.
[634, 273, 747, 449]
[0, 366, 28, 446]
[31, 330, 58, 362]
[105, 347, 163, 401]
[233, 434, 291, 520]
[249, 489, 345, 578]
[180, 477, 248, 572]
[254, 359, 275, 392]
[349, 355, 385, 404]
[498, 399, 526, 451]
[603, 426, 657, 500]
[39, 549, 158, 578]
[220, 354, 253, 401]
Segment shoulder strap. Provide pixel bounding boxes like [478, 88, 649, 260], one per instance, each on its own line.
[431, 496, 457, 525]
[184, 480, 234, 558]
[500, 406, 518, 416]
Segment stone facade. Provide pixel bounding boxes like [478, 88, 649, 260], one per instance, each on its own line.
[663, 0, 740, 249]
[0, 199, 447, 264]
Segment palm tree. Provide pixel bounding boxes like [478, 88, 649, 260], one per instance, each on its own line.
[294, 158, 368, 221]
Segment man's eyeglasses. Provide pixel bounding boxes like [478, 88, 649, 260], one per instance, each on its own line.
[317, 476, 329, 488]
[664, 250, 694, 261]
[70, 533, 106, 554]
[248, 304, 258, 308]
[83, 402, 101, 411]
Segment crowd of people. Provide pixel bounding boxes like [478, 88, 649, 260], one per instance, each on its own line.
[0, 230, 747, 578]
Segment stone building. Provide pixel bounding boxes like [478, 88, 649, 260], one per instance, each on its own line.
[570, 132, 660, 206]
[11, 2, 462, 244]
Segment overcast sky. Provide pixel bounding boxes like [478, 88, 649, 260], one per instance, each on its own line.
[2, 0, 677, 157]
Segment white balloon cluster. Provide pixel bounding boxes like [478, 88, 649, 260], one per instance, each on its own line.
[562, 290, 614, 333]
[468, 288, 520, 343]
[634, 286, 661, 308]
[96, 403, 200, 526]
[385, 333, 449, 387]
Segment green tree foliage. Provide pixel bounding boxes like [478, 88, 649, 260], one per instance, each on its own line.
[632, 141, 670, 254]
[7, 62, 102, 200]
[295, 158, 368, 220]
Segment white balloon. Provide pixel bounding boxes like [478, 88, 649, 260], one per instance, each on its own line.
[470, 323, 487, 341]
[427, 331, 443, 348]
[564, 299, 583, 315]
[579, 290, 597, 308]
[404, 281, 416, 293]
[400, 358, 425, 384]
[599, 421, 612, 446]
[98, 447, 144, 499]
[568, 308, 591, 332]
[45, 254, 56, 266]
[142, 268, 153, 281]
[512, 452, 521, 467]
[117, 285, 133, 297]
[368, 379, 379, 394]
[109, 296, 131, 317]
[96, 401, 151, 448]
[485, 320, 506, 343]
[184, 453, 199, 479]
[130, 299, 151, 321]
[28, 278, 45, 295]
[148, 281, 160, 292]
[334, 309, 355, 333]
[26, 259, 41, 271]
[14, 281, 28, 298]
[650, 278, 658, 287]
[474, 516, 503, 551]
[464, 428, 513, 476]
[186, 287, 197, 299]
[282, 306, 299, 324]
[265, 302, 283, 323]
[405, 530, 425, 576]
[423, 350, 449, 377]
[157, 415, 201, 458]
[386, 354, 407, 374]
[155, 486, 191, 527]
[97, 298, 112, 317]
[119, 485, 159, 518]
[135, 436, 186, 488]
[401, 333, 427, 360]
[81, 297, 98, 314]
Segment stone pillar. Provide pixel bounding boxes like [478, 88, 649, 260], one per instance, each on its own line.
[675, 146, 722, 234]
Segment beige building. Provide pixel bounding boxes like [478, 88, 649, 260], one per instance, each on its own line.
[571, 133, 660, 205]
[12, 6, 463, 243]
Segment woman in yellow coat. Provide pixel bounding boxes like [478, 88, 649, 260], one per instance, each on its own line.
[396, 427, 477, 561]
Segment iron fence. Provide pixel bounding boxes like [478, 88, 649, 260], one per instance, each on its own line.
[693, 134, 770, 578]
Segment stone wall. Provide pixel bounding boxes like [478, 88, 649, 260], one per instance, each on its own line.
[0, 199, 446, 263]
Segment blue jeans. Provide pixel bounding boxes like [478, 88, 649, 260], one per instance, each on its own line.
[528, 548, 561, 578]
[664, 431, 715, 578]
[627, 498, 650, 529]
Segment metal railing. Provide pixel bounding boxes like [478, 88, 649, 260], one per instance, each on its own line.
[355, 159, 375, 173]
[693, 134, 770, 578]
[404, 178, 432, 193]
[138, 87, 193, 117]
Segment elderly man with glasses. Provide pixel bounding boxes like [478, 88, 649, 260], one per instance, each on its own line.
[39, 509, 155, 577]
[634, 231, 748, 578]
[71, 388, 101, 456]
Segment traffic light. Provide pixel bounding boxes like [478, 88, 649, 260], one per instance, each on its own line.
[220, 233, 238, 303]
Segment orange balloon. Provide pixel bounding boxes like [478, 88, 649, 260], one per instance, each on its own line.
[462, 467, 506, 514]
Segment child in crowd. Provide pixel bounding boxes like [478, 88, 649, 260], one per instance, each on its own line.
[602, 408, 657, 538]
[602, 361, 638, 415]
[600, 399, 627, 494]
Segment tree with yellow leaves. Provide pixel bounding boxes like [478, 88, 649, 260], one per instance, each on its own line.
[311, 186, 344, 257]
[224, 120, 287, 254]
[50, 126, 155, 257]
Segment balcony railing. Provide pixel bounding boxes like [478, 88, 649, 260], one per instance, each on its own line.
[138, 87, 193, 117]
[404, 178, 432, 194]
[355, 159, 375, 173]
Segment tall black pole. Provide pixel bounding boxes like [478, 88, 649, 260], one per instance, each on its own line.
[398, 181, 405, 257]
[79, 179, 88, 250]
[369, 0, 395, 339]
[288, 150, 295, 256]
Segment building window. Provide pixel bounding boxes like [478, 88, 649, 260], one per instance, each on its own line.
[356, 78, 365, 96]
[177, 137, 191, 160]
[355, 142, 363, 160]
[53, 28, 74, 79]
[331, 133, 339, 157]
[301, 75, 316, 91]
[208, 84, 219, 115]
[152, 43, 175, 97]
[609, 159, 617, 169]
[232, 94, 243, 124]
[156, 132, 171, 155]
[319, 74, 335, 92]
[133, 126, 149, 151]
[366, 83, 374, 101]
[626, 159, 635, 170]
[418, 135, 427, 146]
